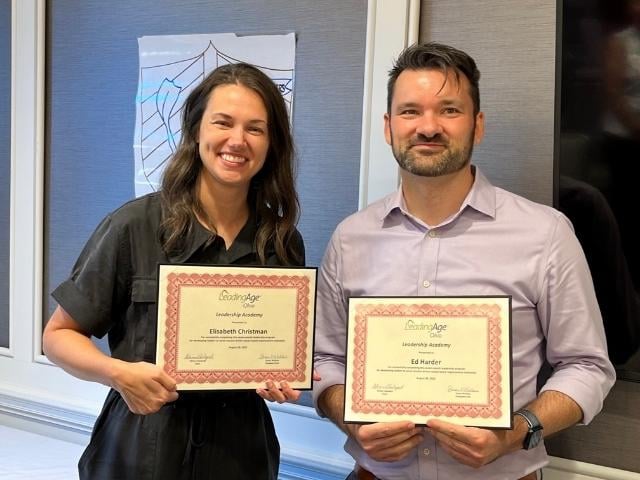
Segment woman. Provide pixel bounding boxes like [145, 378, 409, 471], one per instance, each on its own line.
[43, 63, 306, 479]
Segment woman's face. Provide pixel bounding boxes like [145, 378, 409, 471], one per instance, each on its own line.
[196, 83, 269, 192]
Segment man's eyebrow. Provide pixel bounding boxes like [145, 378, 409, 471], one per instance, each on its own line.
[439, 98, 464, 106]
[394, 101, 422, 109]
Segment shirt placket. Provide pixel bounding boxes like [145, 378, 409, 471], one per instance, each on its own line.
[419, 228, 440, 295]
[416, 227, 440, 478]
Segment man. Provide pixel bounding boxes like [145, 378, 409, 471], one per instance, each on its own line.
[313, 42, 615, 480]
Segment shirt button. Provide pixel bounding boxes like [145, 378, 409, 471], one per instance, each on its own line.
[423, 448, 431, 456]
[422, 280, 431, 288]
[428, 230, 438, 238]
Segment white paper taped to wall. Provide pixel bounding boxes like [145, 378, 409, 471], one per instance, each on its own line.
[133, 33, 296, 197]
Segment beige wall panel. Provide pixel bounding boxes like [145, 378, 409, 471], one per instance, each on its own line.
[420, 0, 556, 205]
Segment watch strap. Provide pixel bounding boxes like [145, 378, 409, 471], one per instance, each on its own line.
[514, 409, 539, 429]
[514, 408, 543, 450]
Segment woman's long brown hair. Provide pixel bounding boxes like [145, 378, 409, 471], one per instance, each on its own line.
[159, 63, 300, 264]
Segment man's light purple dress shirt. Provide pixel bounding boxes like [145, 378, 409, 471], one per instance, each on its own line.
[313, 167, 615, 480]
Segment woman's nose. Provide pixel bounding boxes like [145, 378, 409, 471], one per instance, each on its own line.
[227, 126, 247, 148]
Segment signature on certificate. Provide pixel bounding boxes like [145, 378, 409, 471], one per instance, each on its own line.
[372, 383, 405, 392]
[447, 385, 479, 393]
[184, 353, 214, 360]
[258, 353, 288, 360]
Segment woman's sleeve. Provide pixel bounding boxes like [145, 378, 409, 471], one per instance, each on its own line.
[51, 214, 130, 338]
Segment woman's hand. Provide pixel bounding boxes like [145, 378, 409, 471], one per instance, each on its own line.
[256, 371, 321, 404]
[110, 359, 179, 414]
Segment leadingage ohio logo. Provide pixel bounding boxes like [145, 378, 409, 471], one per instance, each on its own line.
[218, 289, 262, 308]
[404, 319, 448, 338]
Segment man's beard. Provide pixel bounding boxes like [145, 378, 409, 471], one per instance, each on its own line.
[390, 128, 475, 177]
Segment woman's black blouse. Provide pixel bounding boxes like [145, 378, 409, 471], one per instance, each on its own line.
[52, 192, 305, 480]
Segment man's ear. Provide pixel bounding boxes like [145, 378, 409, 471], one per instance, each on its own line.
[473, 111, 485, 145]
[384, 112, 392, 146]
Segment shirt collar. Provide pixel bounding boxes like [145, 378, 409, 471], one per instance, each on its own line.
[381, 165, 497, 224]
[464, 166, 496, 219]
[166, 213, 259, 264]
[166, 220, 213, 264]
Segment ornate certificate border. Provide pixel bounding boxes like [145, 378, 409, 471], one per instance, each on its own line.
[345, 296, 512, 427]
[156, 265, 316, 390]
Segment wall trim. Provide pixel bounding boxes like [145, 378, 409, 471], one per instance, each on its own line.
[270, 403, 353, 478]
[0, 388, 94, 435]
[358, 0, 420, 208]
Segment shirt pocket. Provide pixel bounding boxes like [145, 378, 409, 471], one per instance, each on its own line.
[131, 277, 158, 362]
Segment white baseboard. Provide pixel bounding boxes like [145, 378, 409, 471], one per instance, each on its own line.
[0, 388, 92, 445]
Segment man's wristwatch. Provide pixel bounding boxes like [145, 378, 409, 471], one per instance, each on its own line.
[514, 409, 543, 450]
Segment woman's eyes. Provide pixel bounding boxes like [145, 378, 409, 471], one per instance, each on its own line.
[247, 126, 265, 135]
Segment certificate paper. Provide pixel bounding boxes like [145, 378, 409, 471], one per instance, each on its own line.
[344, 296, 512, 428]
[156, 265, 316, 390]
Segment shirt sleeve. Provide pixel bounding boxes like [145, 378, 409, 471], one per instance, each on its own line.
[312, 227, 349, 415]
[51, 214, 129, 339]
[536, 213, 616, 424]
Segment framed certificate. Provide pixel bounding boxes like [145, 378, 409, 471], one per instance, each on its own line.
[344, 296, 512, 428]
[156, 264, 317, 390]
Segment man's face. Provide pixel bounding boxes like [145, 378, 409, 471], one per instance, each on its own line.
[384, 68, 484, 178]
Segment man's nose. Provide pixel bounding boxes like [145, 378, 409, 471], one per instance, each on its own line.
[415, 113, 443, 138]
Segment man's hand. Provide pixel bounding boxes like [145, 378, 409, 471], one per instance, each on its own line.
[426, 419, 515, 468]
[318, 384, 423, 462]
[350, 421, 424, 462]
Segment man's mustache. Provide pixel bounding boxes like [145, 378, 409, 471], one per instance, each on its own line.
[409, 133, 448, 146]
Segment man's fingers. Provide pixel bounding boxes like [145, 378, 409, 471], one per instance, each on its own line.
[427, 419, 463, 437]
[362, 427, 423, 451]
[438, 441, 476, 467]
[356, 422, 424, 462]
[359, 421, 417, 441]
[427, 419, 479, 447]
[363, 431, 424, 462]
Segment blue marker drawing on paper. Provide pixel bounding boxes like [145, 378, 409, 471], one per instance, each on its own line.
[156, 78, 182, 153]
[134, 34, 295, 197]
